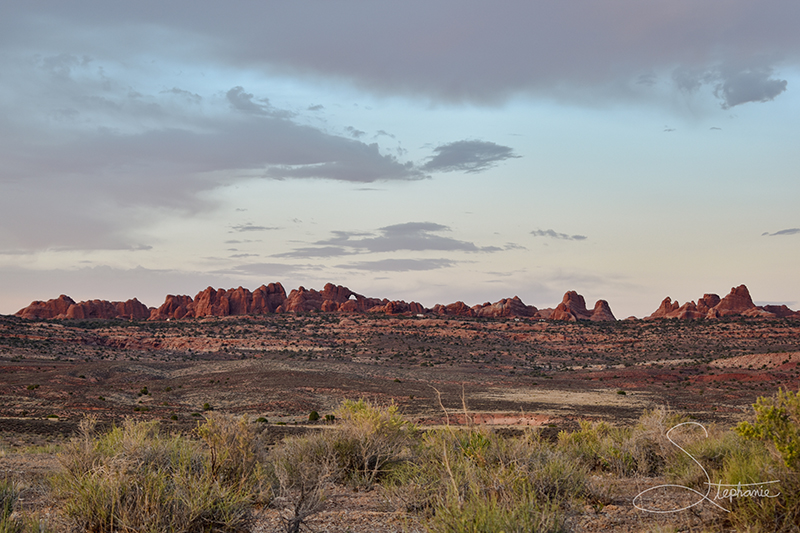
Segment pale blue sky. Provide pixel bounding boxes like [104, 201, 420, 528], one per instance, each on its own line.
[1, 2, 798, 317]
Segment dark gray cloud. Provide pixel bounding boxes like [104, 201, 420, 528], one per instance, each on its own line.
[531, 229, 587, 241]
[7, 2, 797, 106]
[319, 222, 499, 253]
[715, 68, 788, 109]
[762, 228, 800, 237]
[277, 222, 501, 258]
[674, 65, 789, 109]
[336, 258, 456, 272]
[422, 141, 520, 174]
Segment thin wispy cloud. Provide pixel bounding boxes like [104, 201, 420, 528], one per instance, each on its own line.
[336, 258, 456, 272]
[230, 224, 279, 233]
[531, 229, 587, 241]
[762, 228, 800, 237]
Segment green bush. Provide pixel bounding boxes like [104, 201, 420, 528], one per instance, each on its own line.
[733, 388, 800, 531]
[737, 388, 800, 470]
[308, 411, 320, 422]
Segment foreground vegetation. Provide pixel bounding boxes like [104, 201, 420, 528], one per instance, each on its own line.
[2, 391, 800, 532]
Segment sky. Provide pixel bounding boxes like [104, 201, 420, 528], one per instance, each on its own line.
[1, 1, 799, 318]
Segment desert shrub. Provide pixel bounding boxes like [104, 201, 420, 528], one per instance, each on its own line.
[267, 433, 335, 533]
[384, 427, 583, 531]
[731, 388, 800, 531]
[426, 482, 566, 533]
[307, 411, 320, 422]
[557, 421, 639, 476]
[329, 399, 417, 488]
[52, 415, 264, 533]
[557, 408, 684, 477]
[737, 388, 800, 471]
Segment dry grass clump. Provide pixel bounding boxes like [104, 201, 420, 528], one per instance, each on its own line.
[51, 414, 265, 533]
[0, 478, 47, 533]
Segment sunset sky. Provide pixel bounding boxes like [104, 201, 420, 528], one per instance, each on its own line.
[1, 1, 798, 318]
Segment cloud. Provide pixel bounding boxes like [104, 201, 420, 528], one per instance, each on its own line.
[531, 229, 587, 241]
[275, 246, 352, 258]
[336, 258, 456, 272]
[320, 222, 499, 253]
[762, 228, 800, 237]
[422, 140, 520, 174]
[277, 222, 501, 258]
[714, 67, 788, 109]
[227, 86, 270, 116]
[673, 64, 789, 109]
[5, 2, 799, 108]
[221, 262, 313, 278]
[160, 87, 202, 102]
[229, 223, 279, 233]
[345, 126, 366, 138]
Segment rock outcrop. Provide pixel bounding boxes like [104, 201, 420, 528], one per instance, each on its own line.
[15, 295, 76, 320]
[713, 285, 756, 317]
[645, 284, 795, 320]
[150, 295, 195, 320]
[432, 301, 475, 317]
[590, 300, 616, 322]
[550, 292, 616, 321]
[17, 281, 792, 322]
[471, 296, 538, 318]
[15, 295, 150, 320]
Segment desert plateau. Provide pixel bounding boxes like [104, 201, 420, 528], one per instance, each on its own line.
[1, 282, 799, 532]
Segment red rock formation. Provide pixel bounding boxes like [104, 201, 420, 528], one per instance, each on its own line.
[713, 285, 756, 317]
[645, 285, 788, 320]
[590, 300, 616, 322]
[150, 295, 195, 320]
[252, 283, 287, 313]
[668, 301, 705, 320]
[431, 301, 475, 317]
[16, 295, 150, 320]
[15, 295, 76, 320]
[472, 296, 538, 318]
[65, 298, 150, 320]
[647, 297, 680, 319]
[367, 300, 427, 315]
[696, 294, 721, 314]
[550, 291, 592, 321]
[550, 292, 616, 322]
[761, 305, 800, 318]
